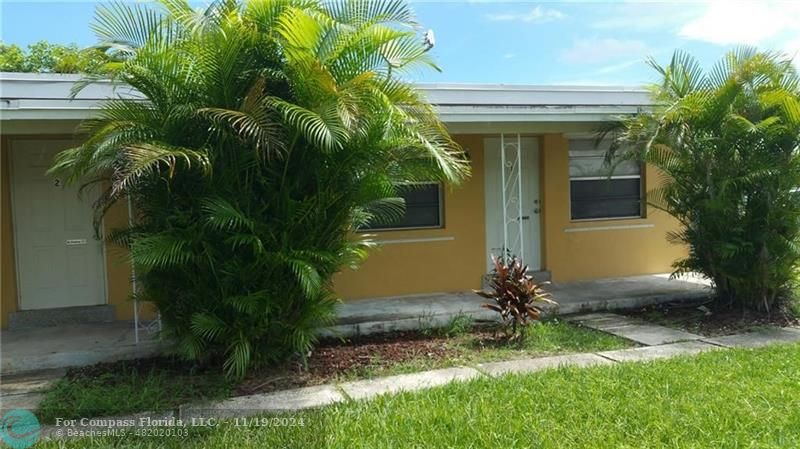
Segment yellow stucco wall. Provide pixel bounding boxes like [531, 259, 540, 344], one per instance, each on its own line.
[333, 134, 488, 298]
[540, 133, 686, 281]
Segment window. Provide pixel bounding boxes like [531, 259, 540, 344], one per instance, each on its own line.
[569, 139, 643, 220]
[365, 183, 443, 230]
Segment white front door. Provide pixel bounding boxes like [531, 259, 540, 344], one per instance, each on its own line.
[484, 136, 541, 271]
[11, 139, 106, 310]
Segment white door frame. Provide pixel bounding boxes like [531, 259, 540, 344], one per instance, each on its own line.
[483, 134, 542, 271]
[8, 136, 109, 310]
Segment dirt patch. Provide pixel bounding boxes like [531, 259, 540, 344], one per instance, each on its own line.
[625, 300, 799, 337]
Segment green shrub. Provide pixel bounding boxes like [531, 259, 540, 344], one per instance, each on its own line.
[50, 0, 468, 378]
[609, 49, 800, 313]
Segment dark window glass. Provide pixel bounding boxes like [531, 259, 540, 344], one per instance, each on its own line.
[366, 183, 442, 229]
[570, 178, 642, 220]
[569, 138, 643, 220]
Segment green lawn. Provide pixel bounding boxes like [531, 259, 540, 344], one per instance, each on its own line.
[39, 343, 800, 448]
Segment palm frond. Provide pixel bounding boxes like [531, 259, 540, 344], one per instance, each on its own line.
[201, 197, 255, 232]
[130, 234, 193, 269]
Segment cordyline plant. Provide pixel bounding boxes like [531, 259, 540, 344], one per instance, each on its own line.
[49, 0, 469, 379]
[474, 254, 556, 337]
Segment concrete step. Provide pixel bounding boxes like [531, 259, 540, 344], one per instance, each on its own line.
[8, 305, 116, 330]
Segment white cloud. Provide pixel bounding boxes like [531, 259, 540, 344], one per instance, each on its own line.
[595, 58, 643, 75]
[503, 53, 515, 59]
[590, 2, 704, 32]
[679, 1, 800, 45]
[486, 6, 564, 23]
[560, 38, 649, 64]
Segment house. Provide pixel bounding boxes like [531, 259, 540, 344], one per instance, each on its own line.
[0, 72, 686, 330]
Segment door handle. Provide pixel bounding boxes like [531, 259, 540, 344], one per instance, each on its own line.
[65, 239, 88, 246]
[519, 216, 531, 220]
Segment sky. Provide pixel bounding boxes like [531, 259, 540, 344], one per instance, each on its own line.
[1, 0, 799, 86]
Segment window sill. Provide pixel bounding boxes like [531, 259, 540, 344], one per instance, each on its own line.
[357, 225, 444, 233]
[564, 222, 654, 233]
[569, 215, 645, 223]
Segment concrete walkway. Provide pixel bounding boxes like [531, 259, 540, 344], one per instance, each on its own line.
[326, 273, 710, 337]
[0, 369, 64, 411]
[0, 322, 162, 375]
[566, 312, 705, 346]
[35, 314, 800, 440]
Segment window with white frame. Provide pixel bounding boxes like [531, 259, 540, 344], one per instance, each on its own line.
[364, 182, 443, 230]
[568, 139, 643, 220]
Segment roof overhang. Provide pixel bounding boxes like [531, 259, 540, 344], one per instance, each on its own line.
[0, 73, 650, 124]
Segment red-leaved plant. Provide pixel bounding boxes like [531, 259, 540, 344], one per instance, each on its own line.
[474, 254, 556, 336]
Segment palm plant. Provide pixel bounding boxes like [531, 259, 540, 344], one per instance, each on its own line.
[50, 0, 469, 378]
[605, 49, 800, 313]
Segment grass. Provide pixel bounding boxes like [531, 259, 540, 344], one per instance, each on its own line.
[35, 319, 629, 422]
[37, 359, 233, 423]
[38, 343, 800, 448]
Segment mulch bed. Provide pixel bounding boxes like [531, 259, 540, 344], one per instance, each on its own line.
[236, 328, 501, 395]
[625, 299, 799, 337]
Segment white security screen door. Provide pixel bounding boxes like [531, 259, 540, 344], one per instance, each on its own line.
[484, 135, 541, 271]
[11, 139, 106, 310]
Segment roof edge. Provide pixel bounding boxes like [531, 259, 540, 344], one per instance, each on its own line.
[0, 72, 647, 93]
